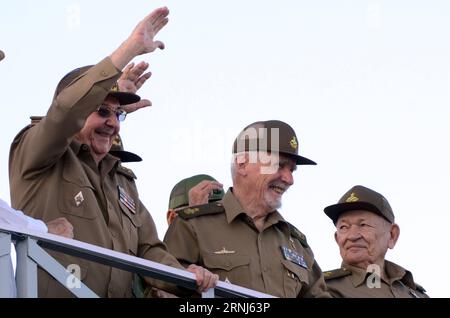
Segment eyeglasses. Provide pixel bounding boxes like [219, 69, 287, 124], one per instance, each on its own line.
[96, 105, 127, 122]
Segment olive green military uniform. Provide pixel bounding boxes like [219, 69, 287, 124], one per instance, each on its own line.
[9, 57, 182, 297]
[164, 188, 330, 298]
[324, 261, 428, 298]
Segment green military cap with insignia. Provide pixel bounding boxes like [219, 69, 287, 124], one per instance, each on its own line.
[232, 120, 316, 165]
[168, 174, 224, 210]
[324, 185, 395, 225]
[109, 134, 142, 163]
[53, 65, 141, 105]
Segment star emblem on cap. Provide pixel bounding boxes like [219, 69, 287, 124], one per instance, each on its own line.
[346, 192, 359, 203]
[290, 136, 298, 150]
[110, 82, 119, 92]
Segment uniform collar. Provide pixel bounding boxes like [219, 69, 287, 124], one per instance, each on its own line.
[384, 260, 416, 289]
[70, 139, 119, 175]
[342, 260, 416, 289]
[222, 188, 286, 228]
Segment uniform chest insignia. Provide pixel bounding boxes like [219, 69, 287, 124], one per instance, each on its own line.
[118, 185, 136, 214]
[74, 191, 84, 206]
[214, 247, 236, 255]
[289, 237, 296, 249]
[281, 246, 307, 269]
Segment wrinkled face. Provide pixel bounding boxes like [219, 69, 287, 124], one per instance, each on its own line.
[76, 96, 121, 163]
[244, 153, 296, 212]
[335, 210, 398, 269]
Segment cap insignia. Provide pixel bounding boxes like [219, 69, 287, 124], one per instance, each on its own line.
[111, 82, 119, 92]
[346, 192, 359, 203]
[290, 136, 298, 150]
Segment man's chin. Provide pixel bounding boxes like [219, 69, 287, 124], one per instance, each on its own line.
[265, 198, 282, 210]
[91, 144, 111, 157]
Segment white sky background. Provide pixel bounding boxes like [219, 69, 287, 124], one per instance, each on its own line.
[1, 0, 449, 297]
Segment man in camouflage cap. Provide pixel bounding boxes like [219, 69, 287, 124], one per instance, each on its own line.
[323, 185, 428, 297]
[143, 174, 224, 298]
[164, 120, 330, 297]
[166, 174, 224, 225]
[8, 7, 217, 297]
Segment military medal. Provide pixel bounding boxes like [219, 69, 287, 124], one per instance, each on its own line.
[118, 185, 136, 214]
[281, 246, 308, 269]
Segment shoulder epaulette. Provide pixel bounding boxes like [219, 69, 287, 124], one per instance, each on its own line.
[323, 268, 352, 280]
[178, 201, 225, 220]
[287, 223, 308, 248]
[117, 164, 137, 180]
[415, 283, 427, 293]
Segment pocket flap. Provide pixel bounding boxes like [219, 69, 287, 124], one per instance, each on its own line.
[119, 200, 142, 227]
[58, 182, 97, 219]
[203, 253, 250, 271]
[281, 259, 309, 284]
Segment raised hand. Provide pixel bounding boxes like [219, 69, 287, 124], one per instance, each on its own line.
[110, 7, 170, 70]
[118, 61, 152, 94]
[188, 180, 224, 206]
[118, 61, 152, 113]
[129, 7, 170, 55]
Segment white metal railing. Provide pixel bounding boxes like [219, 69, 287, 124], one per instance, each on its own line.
[0, 223, 275, 298]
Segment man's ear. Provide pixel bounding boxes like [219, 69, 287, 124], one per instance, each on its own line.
[388, 223, 400, 249]
[234, 153, 249, 177]
[334, 231, 339, 244]
[166, 210, 178, 226]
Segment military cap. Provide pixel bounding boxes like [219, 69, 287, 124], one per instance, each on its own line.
[232, 120, 316, 165]
[168, 174, 224, 210]
[324, 185, 395, 224]
[109, 134, 142, 163]
[53, 65, 140, 105]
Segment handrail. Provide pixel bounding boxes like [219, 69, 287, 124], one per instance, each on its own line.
[0, 223, 275, 298]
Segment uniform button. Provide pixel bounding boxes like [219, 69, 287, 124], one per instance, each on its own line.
[226, 260, 231, 267]
[81, 145, 89, 151]
[101, 70, 109, 77]
[111, 230, 117, 237]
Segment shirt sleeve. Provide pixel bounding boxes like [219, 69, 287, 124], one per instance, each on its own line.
[0, 198, 48, 233]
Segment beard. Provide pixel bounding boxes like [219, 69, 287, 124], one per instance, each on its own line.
[264, 192, 282, 210]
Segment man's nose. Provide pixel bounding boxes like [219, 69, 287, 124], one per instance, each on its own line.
[347, 225, 362, 240]
[280, 167, 294, 186]
[105, 114, 120, 128]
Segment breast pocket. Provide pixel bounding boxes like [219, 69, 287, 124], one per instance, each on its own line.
[281, 259, 310, 297]
[58, 180, 98, 220]
[203, 253, 251, 286]
[118, 200, 142, 255]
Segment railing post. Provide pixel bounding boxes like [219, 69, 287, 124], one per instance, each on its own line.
[0, 233, 16, 297]
[15, 237, 38, 298]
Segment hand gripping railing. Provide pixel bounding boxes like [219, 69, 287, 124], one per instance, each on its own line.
[0, 223, 275, 298]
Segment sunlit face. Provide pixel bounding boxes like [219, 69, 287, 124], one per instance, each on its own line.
[335, 210, 398, 269]
[76, 96, 120, 163]
[243, 153, 296, 213]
